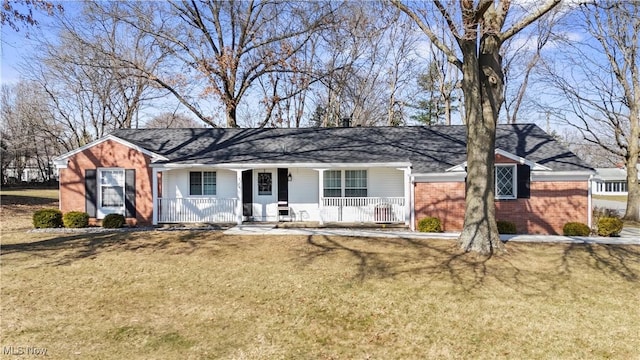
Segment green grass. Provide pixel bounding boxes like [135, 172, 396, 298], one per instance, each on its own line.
[2, 189, 640, 359]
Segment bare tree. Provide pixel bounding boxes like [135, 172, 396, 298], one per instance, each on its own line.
[21, 2, 165, 150]
[392, 0, 561, 254]
[502, 9, 560, 124]
[144, 112, 203, 129]
[0, 82, 62, 184]
[543, 1, 639, 221]
[95, 1, 339, 128]
[1, 0, 62, 33]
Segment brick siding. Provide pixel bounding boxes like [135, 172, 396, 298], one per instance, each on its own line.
[59, 139, 153, 226]
[415, 180, 589, 235]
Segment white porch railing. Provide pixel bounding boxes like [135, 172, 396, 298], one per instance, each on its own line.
[321, 197, 405, 223]
[157, 198, 237, 223]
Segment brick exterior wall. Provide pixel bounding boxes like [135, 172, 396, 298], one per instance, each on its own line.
[59, 139, 154, 226]
[414, 180, 589, 235]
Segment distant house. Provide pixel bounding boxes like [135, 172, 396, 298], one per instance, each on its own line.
[53, 124, 594, 235]
[592, 166, 640, 195]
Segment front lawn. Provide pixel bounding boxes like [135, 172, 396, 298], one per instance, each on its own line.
[1, 190, 639, 359]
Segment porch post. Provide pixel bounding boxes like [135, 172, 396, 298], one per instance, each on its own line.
[317, 169, 325, 225]
[235, 169, 243, 225]
[152, 167, 159, 225]
[403, 166, 411, 227]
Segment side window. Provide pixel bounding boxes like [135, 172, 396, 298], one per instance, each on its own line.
[100, 169, 125, 207]
[495, 165, 516, 199]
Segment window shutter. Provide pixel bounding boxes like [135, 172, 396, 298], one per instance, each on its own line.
[85, 169, 97, 217]
[125, 169, 136, 218]
[517, 164, 531, 199]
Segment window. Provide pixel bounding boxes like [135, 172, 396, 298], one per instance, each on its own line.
[345, 170, 367, 197]
[190, 171, 216, 196]
[604, 181, 626, 193]
[258, 172, 272, 195]
[495, 165, 516, 199]
[323, 170, 342, 197]
[100, 169, 125, 207]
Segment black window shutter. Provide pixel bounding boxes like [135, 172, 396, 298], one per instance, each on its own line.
[85, 169, 97, 217]
[125, 169, 136, 218]
[517, 164, 531, 199]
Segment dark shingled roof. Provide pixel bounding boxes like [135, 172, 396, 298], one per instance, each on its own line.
[110, 124, 593, 173]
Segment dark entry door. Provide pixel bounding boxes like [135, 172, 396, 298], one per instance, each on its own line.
[277, 168, 289, 204]
[242, 170, 252, 217]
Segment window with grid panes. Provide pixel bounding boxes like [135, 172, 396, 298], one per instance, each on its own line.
[345, 170, 367, 197]
[495, 165, 516, 199]
[190, 171, 216, 195]
[323, 170, 342, 197]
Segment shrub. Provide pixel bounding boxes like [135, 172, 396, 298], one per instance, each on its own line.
[63, 211, 89, 228]
[597, 217, 623, 237]
[496, 220, 517, 234]
[102, 214, 125, 229]
[33, 208, 63, 228]
[417, 217, 442, 232]
[592, 207, 621, 229]
[563, 222, 591, 236]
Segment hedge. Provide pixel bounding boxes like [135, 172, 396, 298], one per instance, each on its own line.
[417, 217, 442, 232]
[33, 209, 64, 228]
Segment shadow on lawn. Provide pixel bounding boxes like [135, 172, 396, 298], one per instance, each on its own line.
[560, 243, 640, 282]
[302, 235, 493, 291]
[0, 230, 230, 266]
[301, 235, 640, 293]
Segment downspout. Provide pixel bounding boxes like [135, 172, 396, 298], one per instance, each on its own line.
[588, 174, 593, 228]
[410, 174, 416, 231]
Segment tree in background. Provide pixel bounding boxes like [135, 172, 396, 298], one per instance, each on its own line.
[1, 0, 62, 33]
[392, 0, 561, 254]
[543, 1, 639, 221]
[144, 113, 203, 129]
[22, 2, 165, 150]
[410, 56, 460, 125]
[0, 82, 62, 184]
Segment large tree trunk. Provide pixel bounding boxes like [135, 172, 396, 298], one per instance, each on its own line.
[624, 108, 639, 221]
[457, 39, 503, 254]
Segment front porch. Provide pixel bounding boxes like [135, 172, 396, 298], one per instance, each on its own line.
[156, 196, 406, 224]
[152, 165, 412, 226]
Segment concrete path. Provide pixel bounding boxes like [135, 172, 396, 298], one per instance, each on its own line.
[224, 224, 639, 245]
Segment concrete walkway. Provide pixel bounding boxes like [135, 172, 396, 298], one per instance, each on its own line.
[224, 224, 639, 245]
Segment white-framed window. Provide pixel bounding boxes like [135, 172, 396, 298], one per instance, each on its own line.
[258, 172, 272, 195]
[190, 171, 216, 196]
[345, 170, 367, 197]
[323, 170, 342, 197]
[604, 181, 627, 193]
[99, 169, 125, 208]
[495, 165, 516, 199]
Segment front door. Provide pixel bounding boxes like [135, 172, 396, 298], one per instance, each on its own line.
[242, 170, 252, 217]
[254, 170, 276, 221]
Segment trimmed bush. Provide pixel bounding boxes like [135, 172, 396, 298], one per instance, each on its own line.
[33, 208, 63, 228]
[497, 220, 517, 235]
[563, 222, 591, 236]
[597, 217, 623, 237]
[63, 211, 89, 228]
[102, 214, 125, 229]
[417, 217, 442, 232]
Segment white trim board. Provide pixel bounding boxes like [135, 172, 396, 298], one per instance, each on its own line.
[445, 148, 552, 172]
